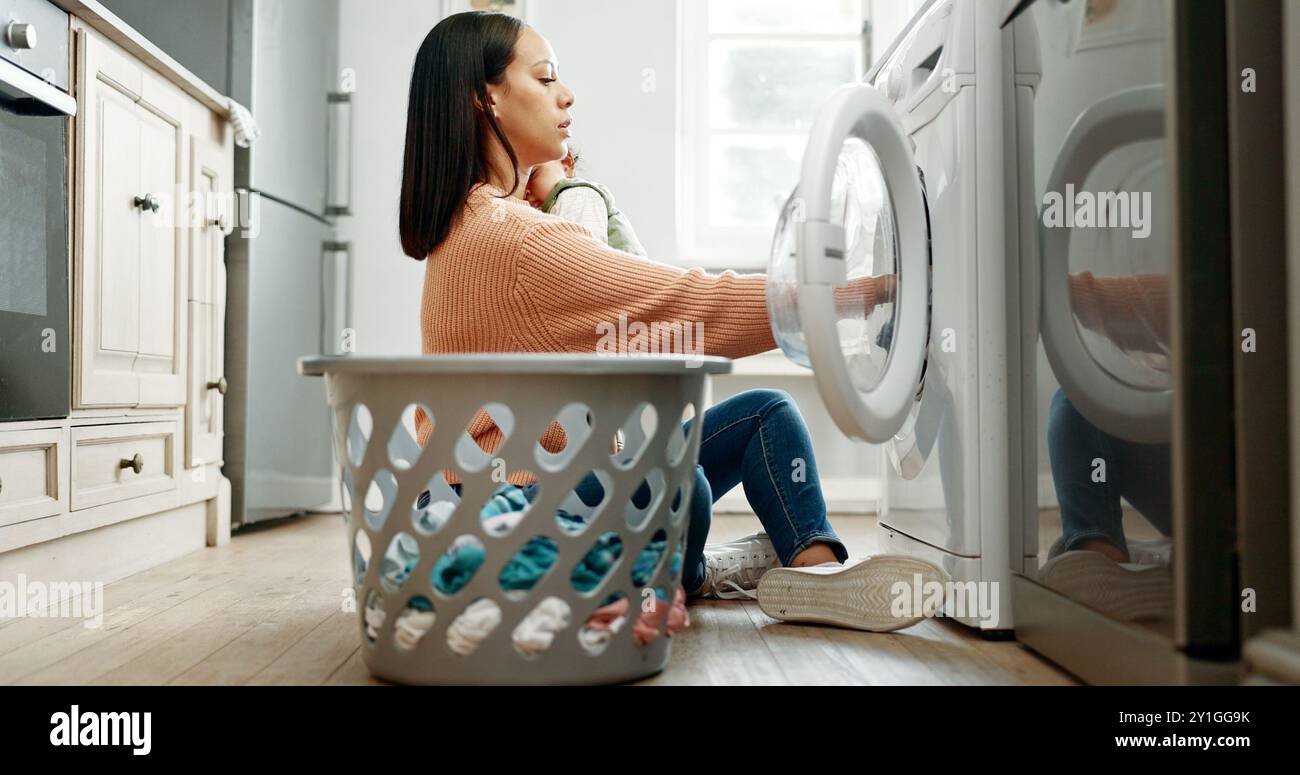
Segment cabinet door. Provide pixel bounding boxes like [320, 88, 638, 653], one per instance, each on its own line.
[134, 72, 189, 407]
[185, 119, 231, 469]
[186, 301, 224, 468]
[74, 30, 143, 408]
[189, 126, 231, 305]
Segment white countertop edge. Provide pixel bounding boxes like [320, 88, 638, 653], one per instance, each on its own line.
[52, 0, 235, 118]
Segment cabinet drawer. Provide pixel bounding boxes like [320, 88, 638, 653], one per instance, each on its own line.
[71, 421, 178, 511]
[0, 428, 67, 527]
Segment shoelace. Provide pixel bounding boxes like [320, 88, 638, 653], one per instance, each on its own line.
[706, 551, 771, 600]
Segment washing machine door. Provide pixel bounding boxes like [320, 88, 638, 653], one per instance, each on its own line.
[767, 83, 931, 444]
[1039, 84, 1170, 443]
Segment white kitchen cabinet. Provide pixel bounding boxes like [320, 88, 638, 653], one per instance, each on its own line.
[188, 114, 231, 305]
[74, 28, 188, 409]
[185, 301, 225, 468]
[0, 428, 68, 528]
[0, 11, 237, 584]
[184, 99, 233, 469]
[70, 420, 178, 511]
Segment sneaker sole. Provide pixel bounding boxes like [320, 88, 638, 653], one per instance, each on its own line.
[756, 555, 945, 632]
[1038, 551, 1172, 622]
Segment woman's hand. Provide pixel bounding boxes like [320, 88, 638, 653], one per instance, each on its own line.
[833, 273, 897, 318]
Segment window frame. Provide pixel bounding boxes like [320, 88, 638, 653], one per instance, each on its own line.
[676, 0, 869, 271]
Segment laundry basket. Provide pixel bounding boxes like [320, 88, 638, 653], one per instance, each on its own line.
[298, 354, 731, 685]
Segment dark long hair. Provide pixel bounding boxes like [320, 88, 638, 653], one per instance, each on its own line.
[400, 12, 525, 260]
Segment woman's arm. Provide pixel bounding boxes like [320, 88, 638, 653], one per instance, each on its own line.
[512, 220, 777, 358]
[833, 274, 896, 318]
[550, 187, 610, 245]
[1067, 271, 1169, 354]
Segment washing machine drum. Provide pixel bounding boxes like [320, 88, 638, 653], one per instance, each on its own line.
[767, 137, 901, 389]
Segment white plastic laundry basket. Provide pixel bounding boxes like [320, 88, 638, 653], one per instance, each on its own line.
[298, 354, 731, 685]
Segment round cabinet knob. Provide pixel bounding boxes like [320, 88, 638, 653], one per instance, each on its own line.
[120, 453, 144, 475]
[6, 22, 37, 50]
[133, 194, 160, 213]
[207, 376, 228, 395]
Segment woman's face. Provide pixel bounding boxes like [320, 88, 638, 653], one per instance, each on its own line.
[486, 28, 575, 172]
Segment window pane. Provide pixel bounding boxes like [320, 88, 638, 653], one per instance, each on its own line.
[709, 0, 863, 35]
[708, 134, 805, 228]
[709, 40, 860, 131]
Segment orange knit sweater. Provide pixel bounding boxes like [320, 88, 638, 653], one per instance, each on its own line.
[1068, 271, 1169, 355]
[415, 183, 780, 485]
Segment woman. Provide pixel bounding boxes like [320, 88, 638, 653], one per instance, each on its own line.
[399, 11, 942, 632]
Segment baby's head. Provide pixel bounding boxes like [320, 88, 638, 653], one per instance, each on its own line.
[525, 147, 579, 208]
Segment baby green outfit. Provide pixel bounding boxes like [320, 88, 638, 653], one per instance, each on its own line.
[540, 177, 647, 257]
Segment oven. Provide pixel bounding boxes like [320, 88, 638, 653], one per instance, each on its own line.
[0, 0, 73, 420]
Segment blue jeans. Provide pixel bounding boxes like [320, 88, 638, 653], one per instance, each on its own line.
[674, 388, 848, 592]
[1046, 389, 1171, 555]
[530, 389, 846, 592]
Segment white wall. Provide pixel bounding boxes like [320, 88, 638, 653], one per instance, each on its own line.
[525, 0, 681, 263]
[334, 0, 446, 357]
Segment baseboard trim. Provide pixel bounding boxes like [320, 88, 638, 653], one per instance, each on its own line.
[0, 501, 208, 616]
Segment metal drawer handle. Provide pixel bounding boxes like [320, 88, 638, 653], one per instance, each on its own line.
[120, 453, 144, 475]
[133, 194, 160, 213]
[207, 376, 227, 395]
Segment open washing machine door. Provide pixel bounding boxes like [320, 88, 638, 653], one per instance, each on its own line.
[767, 83, 931, 444]
[1039, 84, 1171, 444]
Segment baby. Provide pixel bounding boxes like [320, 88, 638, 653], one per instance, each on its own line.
[525, 148, 647, 257]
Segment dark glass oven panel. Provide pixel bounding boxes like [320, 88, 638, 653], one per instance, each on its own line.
[0, 94, 69, 420]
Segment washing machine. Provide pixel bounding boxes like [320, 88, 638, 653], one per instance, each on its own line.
[766, 0, 1042, 633]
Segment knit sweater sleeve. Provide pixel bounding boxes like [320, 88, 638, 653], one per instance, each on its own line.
[1067, 271, 1169, 354]
[512, 219, 777, 358]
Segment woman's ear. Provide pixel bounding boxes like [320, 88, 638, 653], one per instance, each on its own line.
[473, 91, 500, 119]
[482, 84, 503, 118]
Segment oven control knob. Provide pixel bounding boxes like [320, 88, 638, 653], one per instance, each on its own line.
[6, 22, 37, 50]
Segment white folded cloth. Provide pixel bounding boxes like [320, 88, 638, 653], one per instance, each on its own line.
[226, 98, 260, 148]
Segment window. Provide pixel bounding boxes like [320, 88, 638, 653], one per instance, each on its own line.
[678, 0, 868, 270]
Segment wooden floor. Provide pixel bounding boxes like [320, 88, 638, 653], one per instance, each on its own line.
[0, 512, 1076, 685]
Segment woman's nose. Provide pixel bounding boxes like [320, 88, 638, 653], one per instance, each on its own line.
[560, 83, 575, 108]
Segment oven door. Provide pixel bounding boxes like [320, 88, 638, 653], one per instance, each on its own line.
[0, 57, 74, 420]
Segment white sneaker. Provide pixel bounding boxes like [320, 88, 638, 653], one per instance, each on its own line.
[691, 532, 781, 599]
[1036, 550, 1172, 622]
[1046, 535, 1172, 566]
[756, 555, 946, 632]
[1126, 537, 1172, 567]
